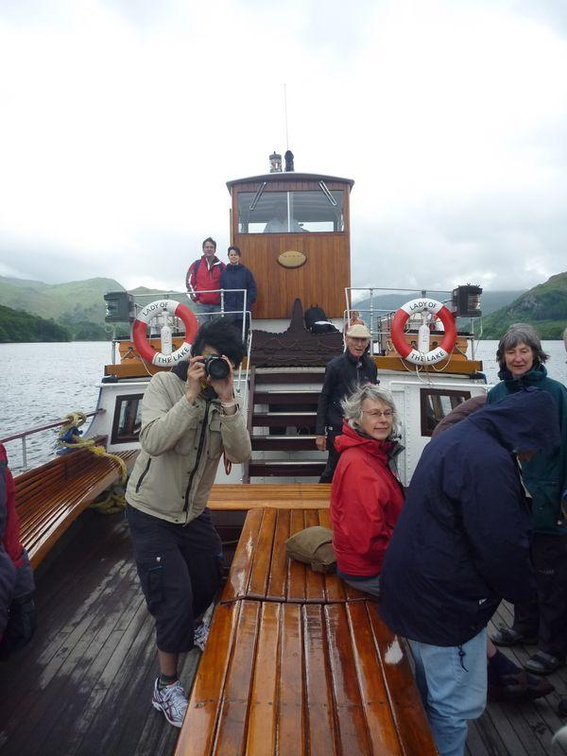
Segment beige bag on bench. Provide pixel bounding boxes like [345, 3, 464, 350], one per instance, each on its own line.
[285, 526, 336, 573]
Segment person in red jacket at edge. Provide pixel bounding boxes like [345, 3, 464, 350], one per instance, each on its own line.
[0, 443, 35, 660]
[185, 237, 226, 324]
[330, 384, 404, 597]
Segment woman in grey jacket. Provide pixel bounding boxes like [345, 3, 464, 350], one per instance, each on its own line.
[126, 318, 251, 729]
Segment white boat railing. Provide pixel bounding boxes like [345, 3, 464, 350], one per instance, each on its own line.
[0, 409, 105, 472]
[344, 286, 482, 360]
[107, 289, 253, 412]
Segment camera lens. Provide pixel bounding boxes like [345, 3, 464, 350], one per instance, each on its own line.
[205, 356, 230, 380]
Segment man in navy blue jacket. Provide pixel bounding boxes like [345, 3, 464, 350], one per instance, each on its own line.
[379, 389, 561, 756]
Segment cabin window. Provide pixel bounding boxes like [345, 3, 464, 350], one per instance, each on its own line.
[237, 189, 344, 233]
[420, 389, 472, 437]
[112, 394, 143, 444]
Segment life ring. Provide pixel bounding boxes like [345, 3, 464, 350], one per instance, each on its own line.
[132, 299, 198, 366]
[391, 298, 457, 365]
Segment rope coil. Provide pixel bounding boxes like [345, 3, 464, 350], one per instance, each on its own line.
[57, 411, 129, 512]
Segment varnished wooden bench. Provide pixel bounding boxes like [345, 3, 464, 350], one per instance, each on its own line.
[176, 506, 437, 755]
[177, 599, 436, 755]
[15, 447, 139, 568]
[221, 506, 366, 604]
[206, 483, 331, 510]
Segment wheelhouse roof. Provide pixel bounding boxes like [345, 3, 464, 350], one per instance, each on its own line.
[226, 172, 355, 190]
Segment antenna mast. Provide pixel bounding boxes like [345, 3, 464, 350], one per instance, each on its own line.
[284, 83, 289, 150]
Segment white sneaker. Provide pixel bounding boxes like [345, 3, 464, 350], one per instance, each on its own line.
[193, 621, 210, 652]
[151, 678, 188, 728]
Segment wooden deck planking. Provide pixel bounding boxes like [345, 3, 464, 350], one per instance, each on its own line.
[0, 526, 142, 744]
[466, 615, 567, 755]
[0, 510, 191, 756]
[0, 503, 566, 754]
[4, 531, 149, 753]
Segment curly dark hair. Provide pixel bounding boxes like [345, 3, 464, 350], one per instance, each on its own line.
[191, 317, 246, 366]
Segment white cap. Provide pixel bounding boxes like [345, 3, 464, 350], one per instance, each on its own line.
[346, 324, 371, 338]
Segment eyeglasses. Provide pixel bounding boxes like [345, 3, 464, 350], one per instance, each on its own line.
[362, 410, 393, 419]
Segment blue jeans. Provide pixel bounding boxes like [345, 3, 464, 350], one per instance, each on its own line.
[339, 571, 381, 598]
[193, 302, 219, 324]
[409, 629, 487, 756]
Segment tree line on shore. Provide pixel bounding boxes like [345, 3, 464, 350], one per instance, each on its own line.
[0, 272, 565, 343]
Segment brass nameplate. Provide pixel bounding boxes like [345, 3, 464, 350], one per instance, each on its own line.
[277, 250, 306, 268]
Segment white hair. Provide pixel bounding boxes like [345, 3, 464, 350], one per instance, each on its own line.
[341, 384, 400, 440]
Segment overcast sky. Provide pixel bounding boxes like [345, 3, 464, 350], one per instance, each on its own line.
[0, 0, 566, 295]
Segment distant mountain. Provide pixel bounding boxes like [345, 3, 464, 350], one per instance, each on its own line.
[480, 272, 567, 339]
[129, 286, 192, 308]
[1, 273, 564, 343]
[0, 275, 124, 317]
[0, 277, 194, 341]
[352, 289, 525, 319]
[0, 276, 125, 340]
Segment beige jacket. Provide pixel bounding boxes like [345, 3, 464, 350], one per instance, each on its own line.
[126, 371, 251, 524]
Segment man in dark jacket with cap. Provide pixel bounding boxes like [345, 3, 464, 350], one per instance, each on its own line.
[379, 388, 561, 756]
[315, 323, 377, 482]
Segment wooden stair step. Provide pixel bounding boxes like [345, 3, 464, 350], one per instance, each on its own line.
[248, 460, 325, 477]
[253, 390, 320, 405]
[252, 412, 316, 428]
[251, 435, 320, 451]
[253, 370, 325, 385]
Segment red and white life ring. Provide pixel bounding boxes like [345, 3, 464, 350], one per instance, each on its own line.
[391, 298, 457, 366]
[132, 299, 198, 366]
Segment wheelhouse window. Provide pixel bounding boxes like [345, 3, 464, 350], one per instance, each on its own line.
[237, 188, 344, 233]
[420, 389, 472, 437]
[112, 394, 143, 444]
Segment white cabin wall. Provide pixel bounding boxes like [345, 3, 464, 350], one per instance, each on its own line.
[380, 376, 488, 486]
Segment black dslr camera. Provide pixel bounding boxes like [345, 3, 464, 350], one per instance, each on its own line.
[203, 355, 230, 380]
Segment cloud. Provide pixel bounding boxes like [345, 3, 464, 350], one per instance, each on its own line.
[0, 0, 566, 294]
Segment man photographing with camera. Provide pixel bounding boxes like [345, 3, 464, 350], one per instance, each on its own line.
[125, 317, 251, 729]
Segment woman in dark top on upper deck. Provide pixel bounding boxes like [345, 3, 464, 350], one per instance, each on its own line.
[219, 246, 257, 339]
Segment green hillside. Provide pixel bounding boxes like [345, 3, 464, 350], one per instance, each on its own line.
[0, 304, 70, 342]
[0, 276, 125, 340]
[480, 272, 567, 339]
[1, 272, 564, 342]
[0, 277, 195, 341]
[0, 275, 124, 318]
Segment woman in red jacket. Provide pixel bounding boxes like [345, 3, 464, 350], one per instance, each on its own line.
[330, 384, 404, 596]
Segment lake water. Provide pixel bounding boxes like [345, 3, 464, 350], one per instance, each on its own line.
[0, 342, 111, 473]
[1, 339, 566, 474]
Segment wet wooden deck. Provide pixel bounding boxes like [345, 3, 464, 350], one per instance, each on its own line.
[0, 509, 566, 755]
[0, 509, 197, 756]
